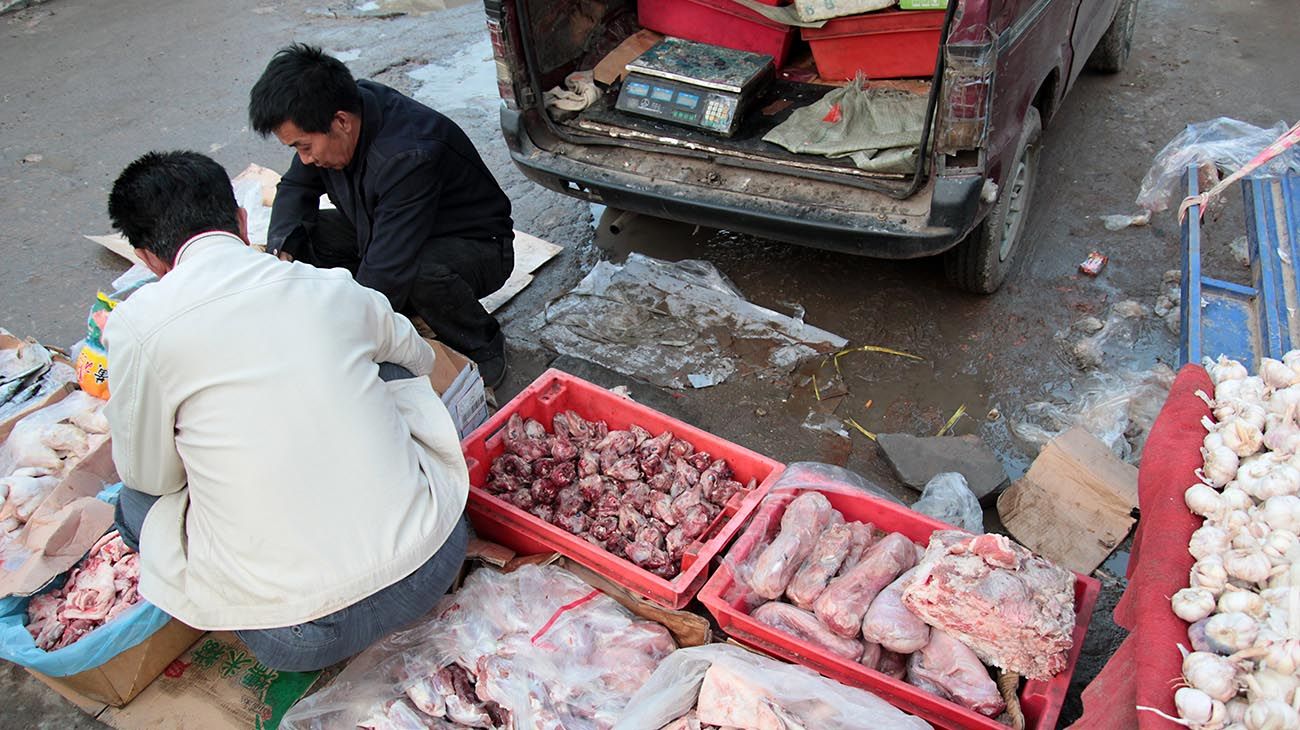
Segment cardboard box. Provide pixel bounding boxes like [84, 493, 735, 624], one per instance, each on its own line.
[32, 631, 319, 728]
[425, 339, 489, 438]
[0, 330, 76, 442]
[27, 619, 204, 707]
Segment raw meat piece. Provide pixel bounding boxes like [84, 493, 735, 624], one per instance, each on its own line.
[41, 423, 89, 457]
[861, 641, 883, 670]
[902, 530, 1075, 680]
[529, 504, 555, 523]
[672, 460, 700, 489]
[676, 504, 713, 541]
[589, 516, 619, 543]
[623, 481, 653, 513]
[577, 449, 600, 477]
[405, 677, 446, 717]
[648, 472, 673, 493]
[531, 457, 556, 480]
[27, 592, 65, 650]
[660, 711, 702, 730]
[604, 456, 642, 482]
[751, 601, 863, 662]
[60, 557, 116, 621]
[490, 452, 530, 478]
[530, 479, 560, 506]
[548, 460, 577, 489]
[358, 698, 441, 730]
[907, 629, 1005, 717]
[618, 505, 648, 535]
[815, 532, 917, 638]
[838, 522, 878, 574]
[750, 492, 836, 600]
[555, 486, 586, 517]
[640, 452, 665, 478]
[590, 491, 620, 518]
[556, 511, 588, 535]
[636, 525, 665, 548]
[639, 431, 673, 461]
[669, 485, 705, 523]
[442, 664, 493, 727]
[878, 650, 908, 680]
[594, 430, 637, 456]
[630, 424, 653, 446]
[504, 489, 535, 511]
[576, 474, 607, 501]
[0, 473, 60, 524]
[548, 434, 578, 461]
[785, 523, 853, 610]
[664, 526, 692, 563]
[862, 567, 930, 654]
[649, 491, 676, 524]
[626, 541, 671, 572]
[522, 418, 547, 440]
[668, 438, 694, 459]
[704, 478, 744, 507]
[686, 451, 713, 472]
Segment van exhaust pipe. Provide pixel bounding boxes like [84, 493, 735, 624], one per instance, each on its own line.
[608, 210, 639, 235]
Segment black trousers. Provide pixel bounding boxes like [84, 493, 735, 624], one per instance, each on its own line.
[294, 210, 512, 362]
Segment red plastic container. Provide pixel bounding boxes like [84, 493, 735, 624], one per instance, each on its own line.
[639, 0, 797, 66]
[801, 9, 946, 80]
[698, 487, 1101, 730]
[461, 369, 784, 609]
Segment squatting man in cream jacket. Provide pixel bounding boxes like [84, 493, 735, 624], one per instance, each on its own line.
[103, 150, 471, 671]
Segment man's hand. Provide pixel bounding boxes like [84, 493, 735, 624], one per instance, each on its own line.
[277, 250, 295, 262]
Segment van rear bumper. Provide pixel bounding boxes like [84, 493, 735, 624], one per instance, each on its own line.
[502, 109, 985, 259]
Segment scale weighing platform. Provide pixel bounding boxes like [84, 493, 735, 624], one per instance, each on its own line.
[615, 37, 773, 137]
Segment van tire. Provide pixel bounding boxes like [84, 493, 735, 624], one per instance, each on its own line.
[944, 106, 1041, 294]
[1087, 0, 1139, 73]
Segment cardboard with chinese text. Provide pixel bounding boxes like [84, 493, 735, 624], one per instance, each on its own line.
[96, 632, 319, 730]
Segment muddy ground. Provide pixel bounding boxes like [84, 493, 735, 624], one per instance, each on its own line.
[1, 0, 1297, 726]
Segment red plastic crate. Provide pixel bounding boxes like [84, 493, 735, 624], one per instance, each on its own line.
[639, 0, 797, 66]
[698, 487, 1101, 730]
[800, 9, 946, 80]
[461, 369, 784, 609]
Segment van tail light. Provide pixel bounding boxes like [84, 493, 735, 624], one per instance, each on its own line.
[936, 42, 994, 155]
[485, 17, 519, 110]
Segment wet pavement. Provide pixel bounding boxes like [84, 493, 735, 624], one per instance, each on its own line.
[1, 0, 1298, 727]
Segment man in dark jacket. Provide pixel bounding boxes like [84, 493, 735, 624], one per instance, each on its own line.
[249, 44, 513, 387]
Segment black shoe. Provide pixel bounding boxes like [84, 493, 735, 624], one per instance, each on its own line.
[478, 349, 507, 390]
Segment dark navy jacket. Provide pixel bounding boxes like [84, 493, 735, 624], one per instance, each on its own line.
[267, 80, 513, 310]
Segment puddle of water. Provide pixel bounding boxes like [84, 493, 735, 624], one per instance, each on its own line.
[408, 36, 497, 111]
[1102, 549, 1130, 577]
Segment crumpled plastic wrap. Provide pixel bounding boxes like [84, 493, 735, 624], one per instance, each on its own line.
[531, 254, 846, 389]
[279, 564, 677, 730]
[1137, 117, 1300, 213]
[1013, 364, 1176, 463]
[910, 473, 983, 534]
[611, 643, 932, 729]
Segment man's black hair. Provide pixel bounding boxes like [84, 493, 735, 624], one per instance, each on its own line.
[108, 151, 240, 263]
[249, 43, 362, 136]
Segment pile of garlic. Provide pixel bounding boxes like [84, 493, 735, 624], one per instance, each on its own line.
[1148, 353, 1300, 730]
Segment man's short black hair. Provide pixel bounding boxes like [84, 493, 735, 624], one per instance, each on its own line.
[249, 43, 362, 136]
[108, 151, 240, 263]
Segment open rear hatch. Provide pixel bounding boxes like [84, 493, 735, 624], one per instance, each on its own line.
[506, 0, 953, 198]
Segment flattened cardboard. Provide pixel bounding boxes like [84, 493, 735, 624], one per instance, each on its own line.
[479, 231, 563, 314]
[95, 632, 319, 730]
[1, 437, 118, 597]
[594, 29, 665, 85]
[27, 619, 204, 707]
[996, 427, 1139, 574]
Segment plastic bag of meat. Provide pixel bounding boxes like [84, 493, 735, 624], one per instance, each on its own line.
[611, 643, 932, 730]
[281, 564, 677, 730]
[0, 521, 170, 677]
[902, 530, 1076, 680]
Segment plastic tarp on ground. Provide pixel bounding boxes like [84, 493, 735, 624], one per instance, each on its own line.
[533, 254, 846, 389]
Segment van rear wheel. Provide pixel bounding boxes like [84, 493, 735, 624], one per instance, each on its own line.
[944, 106, 1041, 294]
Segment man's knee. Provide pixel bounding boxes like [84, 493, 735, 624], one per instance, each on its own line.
[113, 487, 159, 552]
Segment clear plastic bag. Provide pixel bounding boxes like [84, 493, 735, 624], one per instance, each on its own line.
[1137, 117, 1300, 213]
[611, 643, 933, 729]
[910, 473, 983, 534]
[279, 563, 677, 730]
[1013, 363, 1176, 463]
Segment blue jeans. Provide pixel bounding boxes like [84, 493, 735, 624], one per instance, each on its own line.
[112, 363, 470, 671]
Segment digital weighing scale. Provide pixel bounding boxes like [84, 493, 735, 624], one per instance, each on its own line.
[615, 37, 774, 137]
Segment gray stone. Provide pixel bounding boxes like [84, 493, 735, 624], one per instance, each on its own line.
[875, 433, 1008, 500]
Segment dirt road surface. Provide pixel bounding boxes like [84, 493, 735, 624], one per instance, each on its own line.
[1, 0, 1296, 726]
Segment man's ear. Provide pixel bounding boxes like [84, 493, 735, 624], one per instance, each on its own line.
[236, 207, 251, 246]
[333, 111, 351, 134]
[136, 248, 172, 278]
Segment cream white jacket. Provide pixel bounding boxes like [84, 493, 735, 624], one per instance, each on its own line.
[104, 232, 468, 630]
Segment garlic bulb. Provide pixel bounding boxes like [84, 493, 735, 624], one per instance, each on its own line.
[1222, 487, 1255, 512]
[1187, 483, 1227, 519]
[1269, 385, 1300, 419]
[1261, 358, 1300, 390]
[1193, 525, 1233, 560]
[1263, 409, 1300, 454]
[1243, 698, 1299, 730]
[1220, 509, 1253, 534]
[1227, 697, 1250, 723]
[1224, 548, 1273, 583]
[1283, 350, 1300, 372]
[1209, 355, 1251, 385]
[1217, 588, 1267, 619]
[1260, 496, 1300, 534]
[1245, 668, 1300, 705]
[1182, 649, 1242, 702]
[1233, 455, 1300, 500]
[1209, 416, 1265, 458]
[1176, 687, 1229, 728]
[1263, 530, 1300, 566]
[1193, 555, 1230, 595]
[1203, 445, 1242, 487]
[1174, 587, 1220, 622]
[1205, 612, 1259, 651]
[1263, 639, 1300, 675]
[1233, 520, 1271, 551]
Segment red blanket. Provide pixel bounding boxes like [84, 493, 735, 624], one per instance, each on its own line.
[1070, 363, 1212, 729]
